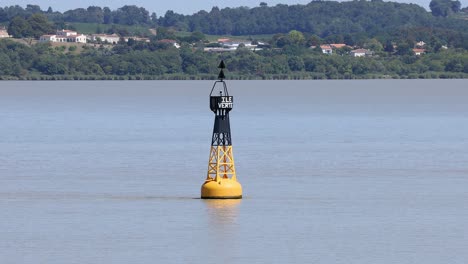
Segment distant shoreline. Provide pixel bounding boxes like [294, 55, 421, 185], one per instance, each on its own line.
[1, 74, 467, 81]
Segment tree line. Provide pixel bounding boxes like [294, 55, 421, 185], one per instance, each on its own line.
[2, 1, 467, 49]
[1, 38, 467, 80]
[157, 0, 468, 49]
[2, 1, 468, 32]
[0, 5, 157, 27]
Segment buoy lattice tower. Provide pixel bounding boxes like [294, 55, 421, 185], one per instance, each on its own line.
[201, 61, 242, 199]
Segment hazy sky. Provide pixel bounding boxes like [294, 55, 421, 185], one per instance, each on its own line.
[2, 0, 467, 15]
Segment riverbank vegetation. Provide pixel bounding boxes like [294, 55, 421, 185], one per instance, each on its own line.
[1, 38, 467, 80]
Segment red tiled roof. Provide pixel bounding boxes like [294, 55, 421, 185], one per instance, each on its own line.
[330, 43, 347, 48]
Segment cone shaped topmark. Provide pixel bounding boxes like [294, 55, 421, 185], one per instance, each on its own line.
[218, 60, 226, 69]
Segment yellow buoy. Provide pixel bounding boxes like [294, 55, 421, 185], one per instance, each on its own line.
[201, 61, 242, 199]
[201, 178, 242, 199]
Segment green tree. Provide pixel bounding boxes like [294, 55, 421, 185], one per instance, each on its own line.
[63, 8, 88, 22]
[307, 35, 322, 46]
[396, 41, 414, 56]
[272, 34, 289, 48]
[445, 57, 464, 72]
[103, 7, 113, 24]
[288, 56, 305, 71]
[27, 13, 54, 38]
[114, 5, 151, 25]
[0, 53, 13, 75]
[430, 0, 461, 17]
[154, 27, 177, 40]
[384, 41, 394, 53]
[151, 12, 158, 24]
[190, 31, 206, 42]
[86, 6, 104, 23]
[33, 56, 66, 75]
[8, 16, 32, 38]
[288, 30, 305, 46]
[364, 38, 383, 52]
[25, 4, 41, 14]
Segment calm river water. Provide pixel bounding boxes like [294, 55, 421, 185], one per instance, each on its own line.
[1, 80, 467, 264]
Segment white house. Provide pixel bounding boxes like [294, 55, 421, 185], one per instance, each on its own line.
[416, 41, 426, 48]
[0, 28, 11, 38]
[330, 43, 348, 49]
[217, 39, 258, 50]
[89, 34, 121, 44]
[413, 48, 425, 56]
[320, 44, 333, 54]
[39, 35, 57, 42]
[39, 30, 87, 43]
[350, 48, 372, 57]
[39, 35, 68, 42]
[67, 34, 87, 43]
[126, 37, 151, 43]
[204, 47, 232, 53]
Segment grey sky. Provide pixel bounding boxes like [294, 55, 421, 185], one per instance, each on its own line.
[1, 0, 467, 15]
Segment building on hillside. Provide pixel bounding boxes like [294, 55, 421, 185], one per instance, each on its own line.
[350, 48, 373, 57]
[89, 34, 121, 44]
[204, 47, 233, 53]
[0, 28, 11, 38]
[413, 48, 425, 56]
[320, 44, 333, 54]
[126, 37, 151, 43]
[39, 35, 68, 43]
[39, 30, 87, 43]
[217, 39, 258, 50]
[310, 43, 351, 54]
[67, 34, 87, 43]
[89, 34, 150, 45]
[330, 43, 348, 49]
[416, 41, 426, 48]
[39, 35, 57, 42]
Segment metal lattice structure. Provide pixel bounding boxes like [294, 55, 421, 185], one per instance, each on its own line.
[207, 145, 237, 182]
